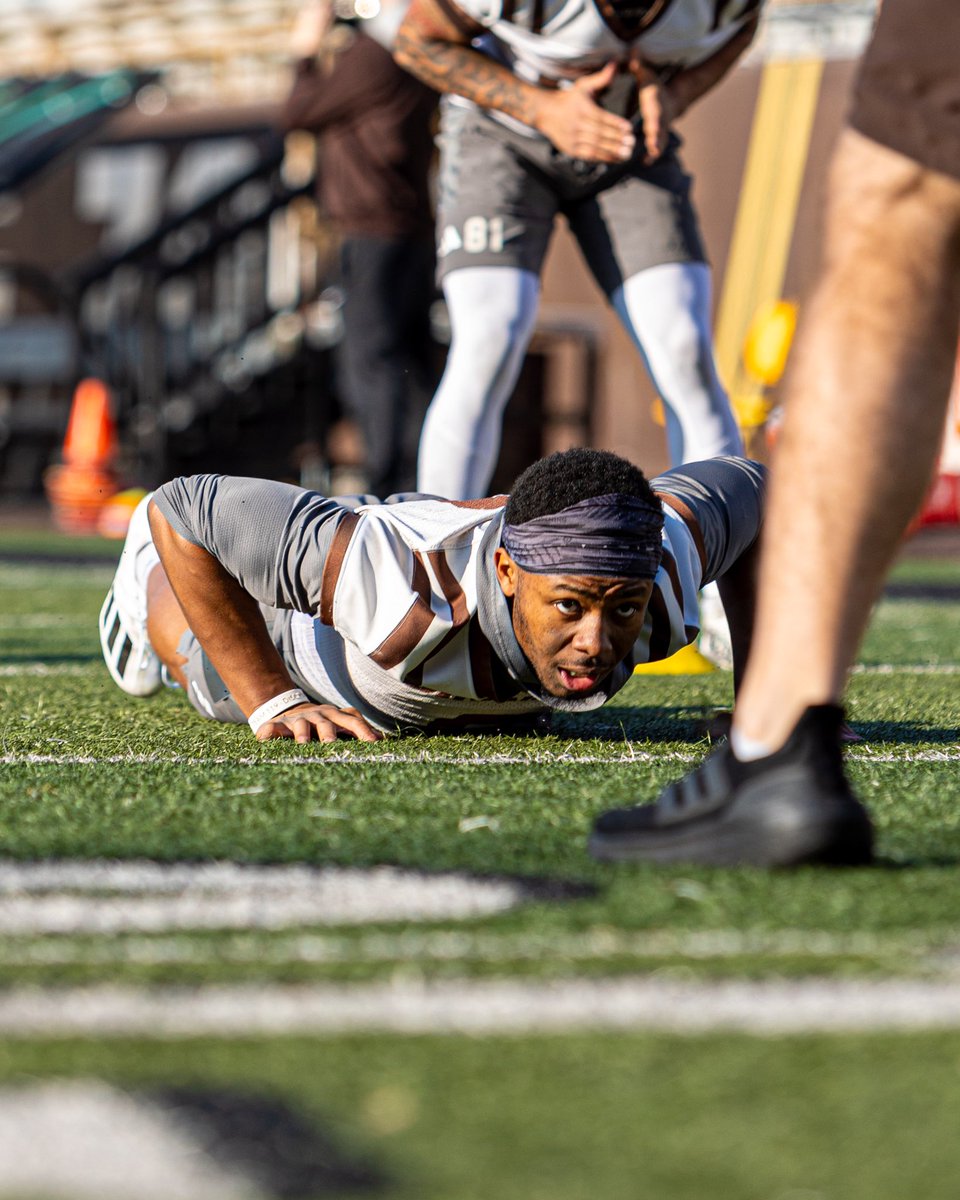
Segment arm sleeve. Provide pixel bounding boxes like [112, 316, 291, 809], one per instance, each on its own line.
[152, 474, 348, 614]
[651, 456, 767, 585]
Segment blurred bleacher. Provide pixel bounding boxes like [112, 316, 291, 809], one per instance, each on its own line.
[0, 0, 879, 505]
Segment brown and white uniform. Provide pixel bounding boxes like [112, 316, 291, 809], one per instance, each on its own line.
[152, 456, 765, 734]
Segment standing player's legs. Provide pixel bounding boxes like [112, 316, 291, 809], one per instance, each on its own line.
[572, 149, 742, 466]
[731, 129, 960, 752]
[416, 105, 556, 499]
[612, 263, 742, 463]
[417, 266, 540, 498]
[588, 0, 960, 865]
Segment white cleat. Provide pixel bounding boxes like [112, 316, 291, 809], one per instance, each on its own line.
[98, 493, 163, 697]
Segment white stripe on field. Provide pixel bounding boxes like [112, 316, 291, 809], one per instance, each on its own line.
[0, 663, 97, 676]
[0, 750, 700, 765]
[3, 746, 959, 767]
[4, 976, 960, 1037]
[853, 664, 960, 675]
[0, 862, 526, 933]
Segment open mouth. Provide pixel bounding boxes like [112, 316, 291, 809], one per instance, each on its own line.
[557, 667, 604, 694]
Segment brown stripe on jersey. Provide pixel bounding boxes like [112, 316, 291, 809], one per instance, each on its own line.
[409, 619, 471, 690]
[319, 511, 359, 626]
[656, 491, 707, 576]
[370, 552, 435, 670]
[446, 495, 508, 510]
[501, 0, 516, 22]
[468, 616, 500, 700]
[646, 584, 673, 662]
[531, 0, 545, 33]
[427, 550, 470, 627]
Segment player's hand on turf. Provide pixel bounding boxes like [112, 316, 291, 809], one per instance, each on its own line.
[535, 62, 635, 163]
[255, 704, 383, 744]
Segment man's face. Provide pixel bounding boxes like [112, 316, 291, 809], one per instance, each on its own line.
[494, 548, 653, 699]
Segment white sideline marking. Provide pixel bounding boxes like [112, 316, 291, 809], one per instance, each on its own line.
[0, 862, 526, 933]
[3, 745, 959, 767]
[0, 750, 701, 765]
[0, 663, 97, 676]
[4, 977, 960, 1036]
[853, 664, 960, 675]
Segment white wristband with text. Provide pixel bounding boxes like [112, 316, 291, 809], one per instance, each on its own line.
[247, 688, 309, 732]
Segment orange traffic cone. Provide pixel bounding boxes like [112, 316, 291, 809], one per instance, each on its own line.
[44, 378, 120, 533]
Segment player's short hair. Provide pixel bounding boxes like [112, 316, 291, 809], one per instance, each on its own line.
[504, 448, 657, 526]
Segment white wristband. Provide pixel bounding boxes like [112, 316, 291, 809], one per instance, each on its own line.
[248, 688, 309, 732]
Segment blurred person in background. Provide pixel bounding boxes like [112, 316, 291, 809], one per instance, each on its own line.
[283, 0, 439, 496]
[589, 0, 960, 868]
[395, 0, 758, 502]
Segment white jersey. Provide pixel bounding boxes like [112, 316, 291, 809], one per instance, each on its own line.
[454, 0, 761, 90]
[153, 458, 765, 734]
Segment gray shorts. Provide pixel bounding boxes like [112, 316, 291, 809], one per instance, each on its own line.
[176, 606, 304, 725]
[435, 102, 706, 292]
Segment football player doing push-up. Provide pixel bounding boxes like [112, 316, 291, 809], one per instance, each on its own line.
[99, 450, 764, 742]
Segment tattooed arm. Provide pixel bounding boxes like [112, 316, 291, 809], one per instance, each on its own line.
[394, 0, 635, 163]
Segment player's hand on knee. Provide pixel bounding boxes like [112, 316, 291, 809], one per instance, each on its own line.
[536, 63, 635, 163]
[255, 704, 383, 744]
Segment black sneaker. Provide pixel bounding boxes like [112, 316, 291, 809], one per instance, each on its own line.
[588, 705, 874, 867]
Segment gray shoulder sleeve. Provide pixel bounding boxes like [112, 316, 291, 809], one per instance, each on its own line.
[650, 457, 767, 584]
[152, 474, 347, 613]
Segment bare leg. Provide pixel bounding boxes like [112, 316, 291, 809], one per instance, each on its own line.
[145, 565, 190, 688]
[733, 129, 960, 751]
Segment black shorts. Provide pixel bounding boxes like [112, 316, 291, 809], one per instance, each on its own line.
[850, 0, 960, 180]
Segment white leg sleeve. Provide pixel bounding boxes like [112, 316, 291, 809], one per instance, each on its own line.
[612, 262, 744, 465]
[417, 266, 540, 499]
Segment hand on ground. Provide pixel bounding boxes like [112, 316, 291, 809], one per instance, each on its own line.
[255, 703, 383, 743]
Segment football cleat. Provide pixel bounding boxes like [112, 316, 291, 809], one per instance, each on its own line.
[589, 705, 874, 867]
[98, 494, 162, 697]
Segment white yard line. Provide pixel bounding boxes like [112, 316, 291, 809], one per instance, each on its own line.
[0, 663, 97, 676]
[0, 615, 92, 628]
[3, 745, 959, 767]
[0, 862, 527, 933]
[3, 976, 960, 1037]
[0, 750, 701, 765]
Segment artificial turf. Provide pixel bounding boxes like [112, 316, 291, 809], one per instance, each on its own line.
[2, 527, 960, 1198]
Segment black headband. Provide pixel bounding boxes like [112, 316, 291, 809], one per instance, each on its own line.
[502, 493, 663, 577]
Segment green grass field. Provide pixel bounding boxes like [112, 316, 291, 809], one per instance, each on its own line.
[2, 524, 960, 1199]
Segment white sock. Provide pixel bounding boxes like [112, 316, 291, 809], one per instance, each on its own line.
[612, 262, 743, 465]
[730, 727, 776, 762]
[417, 266, 540, 498]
